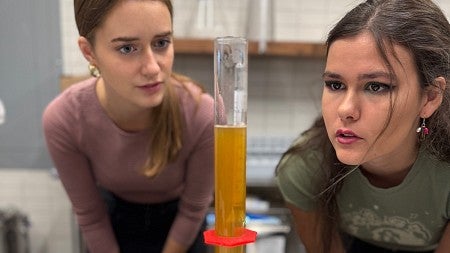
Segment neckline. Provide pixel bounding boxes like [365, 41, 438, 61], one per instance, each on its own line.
[87, 78, 149, 137]
[354, 148, 426, 193]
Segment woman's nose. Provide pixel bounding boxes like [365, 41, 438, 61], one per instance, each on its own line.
[141, 48, 160, 77]
[337, 92, 360, 122]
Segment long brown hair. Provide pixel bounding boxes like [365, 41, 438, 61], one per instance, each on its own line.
[74, 0, 194, 177]
[142, 73, 204, 178]
[74, 0, 173, 44]
[277, 0, 450, 252]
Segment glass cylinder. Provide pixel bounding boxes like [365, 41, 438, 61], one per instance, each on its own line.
[214, 36, 248, 127]
[213, 36, 248, 249]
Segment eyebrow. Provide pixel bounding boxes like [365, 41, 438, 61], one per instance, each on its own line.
[111, 36, 139, 43]
[322, 71, 392, 81]
[110, 31, 173, 43]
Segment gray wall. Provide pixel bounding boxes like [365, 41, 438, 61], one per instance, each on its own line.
[0, 0, 61, 168]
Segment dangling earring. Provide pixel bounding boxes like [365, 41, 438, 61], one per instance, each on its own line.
[88, 63, 100, 77]
[416, 118, 429, 140]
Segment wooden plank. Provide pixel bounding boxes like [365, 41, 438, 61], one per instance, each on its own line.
[60, 75, 90, 91]
[174, 38, 326, 58]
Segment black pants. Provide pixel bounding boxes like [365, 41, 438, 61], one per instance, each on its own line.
[103, 190, 207, 253]
[345, 235, 434, 253]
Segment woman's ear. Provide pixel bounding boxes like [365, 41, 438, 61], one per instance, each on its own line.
[78, 36, 97, 64]
[420, 77, 446, 118]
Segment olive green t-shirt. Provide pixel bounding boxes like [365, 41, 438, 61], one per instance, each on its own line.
[275, 146, 450, 251]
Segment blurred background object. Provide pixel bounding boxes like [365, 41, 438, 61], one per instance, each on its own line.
[246, 0, 274, 53]
[0, 98, 5, 126]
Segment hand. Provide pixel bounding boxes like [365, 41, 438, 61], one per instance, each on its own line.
[162, 238, 187, 253]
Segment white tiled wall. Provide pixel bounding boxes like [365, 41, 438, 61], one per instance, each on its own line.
[173, 54, 324, 138]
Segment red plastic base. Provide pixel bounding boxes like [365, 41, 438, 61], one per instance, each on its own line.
[203, 228, 257, 247]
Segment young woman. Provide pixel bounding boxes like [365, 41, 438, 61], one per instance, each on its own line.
[276, 0, 450, 252]
[42, 1, 214, 253]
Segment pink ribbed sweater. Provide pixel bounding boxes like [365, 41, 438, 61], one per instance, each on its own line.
[42, 78, 214, 252]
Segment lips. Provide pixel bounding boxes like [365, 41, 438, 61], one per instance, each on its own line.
[137, 82, 162, 94]
[335, 129, 362, 144]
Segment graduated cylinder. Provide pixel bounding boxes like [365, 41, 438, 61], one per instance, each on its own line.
[214, 36, 248, 252]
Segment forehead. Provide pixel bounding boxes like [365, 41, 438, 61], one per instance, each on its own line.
[326, 32, 418, 83]
[99, 0, 172, 35]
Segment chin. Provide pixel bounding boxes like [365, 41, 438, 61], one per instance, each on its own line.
[144, 100, 164, 109]
[335, 150, 364, 166]
[143, 93, 165, 108]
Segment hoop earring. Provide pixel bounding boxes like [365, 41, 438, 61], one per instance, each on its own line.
[88, 63, 100, 77]
[416, 118, 429, 141]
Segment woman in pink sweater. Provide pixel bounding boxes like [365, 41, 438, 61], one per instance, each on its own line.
[42, 1, 214, 253]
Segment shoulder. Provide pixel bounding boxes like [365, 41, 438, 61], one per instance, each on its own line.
[275, 136, 324, 210]
[171, 76, 214, 120]
[42, 78, 97, 132]
[173, 77, 212, 101]
[278, 130, 325, 172]
[277, 143, 323, 180]
[44, 78, 97, 112]
[417, 150, 450, 185]
[417, 148, 450, 173]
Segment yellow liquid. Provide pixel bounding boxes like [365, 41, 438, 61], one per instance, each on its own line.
[214, 125, 247, 238]
[215, 245, 244, 253]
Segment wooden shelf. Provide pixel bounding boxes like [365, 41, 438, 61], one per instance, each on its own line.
[174, 38, 326, 58]
[60, 39, 326, 89]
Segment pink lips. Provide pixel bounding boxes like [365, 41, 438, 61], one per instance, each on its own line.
[335, 129, 362, 144]
[137, 82, 162, 95]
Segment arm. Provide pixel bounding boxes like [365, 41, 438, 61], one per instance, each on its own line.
[287, 203, 345, 253]
[42, 100, 119, 253]
[435, 222, 450, 253]
[165, 91, 215, 251]
[162, 238, 188, 253]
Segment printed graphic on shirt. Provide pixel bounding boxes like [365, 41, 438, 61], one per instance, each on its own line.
[342, 208, 431, 246]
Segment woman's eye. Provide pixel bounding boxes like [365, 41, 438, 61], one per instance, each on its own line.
[118, 45, 137, 54]
[325, 81, 345, 91]
[153, 38, 171, 49]
[366, 82, 392, 93]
